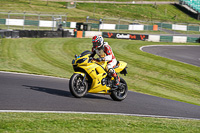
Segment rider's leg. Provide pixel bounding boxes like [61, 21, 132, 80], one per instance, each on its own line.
[112, 72, 120, 86]
[106, 60, 120, 86]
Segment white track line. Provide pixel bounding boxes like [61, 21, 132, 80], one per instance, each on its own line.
[140, 45, 200, 51]
[0, 71, 68, 80]
[0, 110, 199, 120]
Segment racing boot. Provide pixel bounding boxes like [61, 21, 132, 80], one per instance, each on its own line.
[109, 73, 120, 92]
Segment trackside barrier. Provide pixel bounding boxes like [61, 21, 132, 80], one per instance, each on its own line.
[148, 35, 160, 42]
[173, 36, 187, 43]
[160, 36, 173, 42]
[172, 24, 187, 31]
[100, 24, 116, 30]
[0, 30, 199, 43]
[0, 18, 159, 31]
[102, 32, 199, 43]
[1, 17, 200, 32]
[187, 26, 199, 31]
[0, 30, 19, 38]
[149, 35, 199, 43]
[187, 37, 200, 43]
[0, 30, 72, 38]
[84, 31, 102, 38]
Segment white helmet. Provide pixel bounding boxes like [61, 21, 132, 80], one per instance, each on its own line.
[92, 35, 104, 49]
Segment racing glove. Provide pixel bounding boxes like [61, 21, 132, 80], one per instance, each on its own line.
[96, 58, 104, 62]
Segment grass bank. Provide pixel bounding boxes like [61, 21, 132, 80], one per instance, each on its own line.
[0, 113, 200, 133]
[0, 0, 199, 23]
[0, 38, 199, 106]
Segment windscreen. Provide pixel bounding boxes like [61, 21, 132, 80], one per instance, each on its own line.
[79, 50, 93, 57]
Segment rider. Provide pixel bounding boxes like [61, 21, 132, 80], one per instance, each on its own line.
[90, 35, 120, 86]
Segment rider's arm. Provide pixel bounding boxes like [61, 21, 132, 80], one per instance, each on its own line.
[90, 47, 96, 58]
[104, 55, 112, 61]
[103, 45, 113, 61]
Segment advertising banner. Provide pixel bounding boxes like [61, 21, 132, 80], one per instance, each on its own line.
[103, 32, 148, 41]
[102, 32, 116, 38]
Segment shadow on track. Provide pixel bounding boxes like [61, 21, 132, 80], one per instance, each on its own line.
[23, 85, 112, 101]
[23, 85, 71, 97]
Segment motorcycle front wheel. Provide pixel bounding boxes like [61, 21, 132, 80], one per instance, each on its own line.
[69, 73, 88, 98]
[110, 77, 128, 101]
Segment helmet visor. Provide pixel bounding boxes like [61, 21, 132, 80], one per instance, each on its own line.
[93, 42, 100, 48]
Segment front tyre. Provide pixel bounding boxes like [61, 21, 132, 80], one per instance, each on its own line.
[69, 73, 88, 98]
[110, 77, 128, 101]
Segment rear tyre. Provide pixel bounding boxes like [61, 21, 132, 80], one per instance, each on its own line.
[110, 77, 128, 101]
[69, 73, 88, 98]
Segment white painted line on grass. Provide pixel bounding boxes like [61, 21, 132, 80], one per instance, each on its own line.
[0, 110, 199, 120]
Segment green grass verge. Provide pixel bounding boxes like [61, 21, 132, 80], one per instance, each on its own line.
[0, 0, 199, 24]
[76, 3, 199, 24]
[0, 113, 200, 133]
[0, 38, 199, 106]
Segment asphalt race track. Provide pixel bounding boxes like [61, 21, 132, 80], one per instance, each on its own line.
[0, 71, 200, 119]
[141, 45, 200, 67]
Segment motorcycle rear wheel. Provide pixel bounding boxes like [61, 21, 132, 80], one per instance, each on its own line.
[69, 73, 88, 98]
[110, 77, 128, 101]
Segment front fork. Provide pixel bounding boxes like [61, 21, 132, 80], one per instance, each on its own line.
[81, 73, 86, 86]
[74, 72, 86, 86]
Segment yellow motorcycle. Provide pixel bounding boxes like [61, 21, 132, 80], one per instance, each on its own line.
[69, 50, 128, 101]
